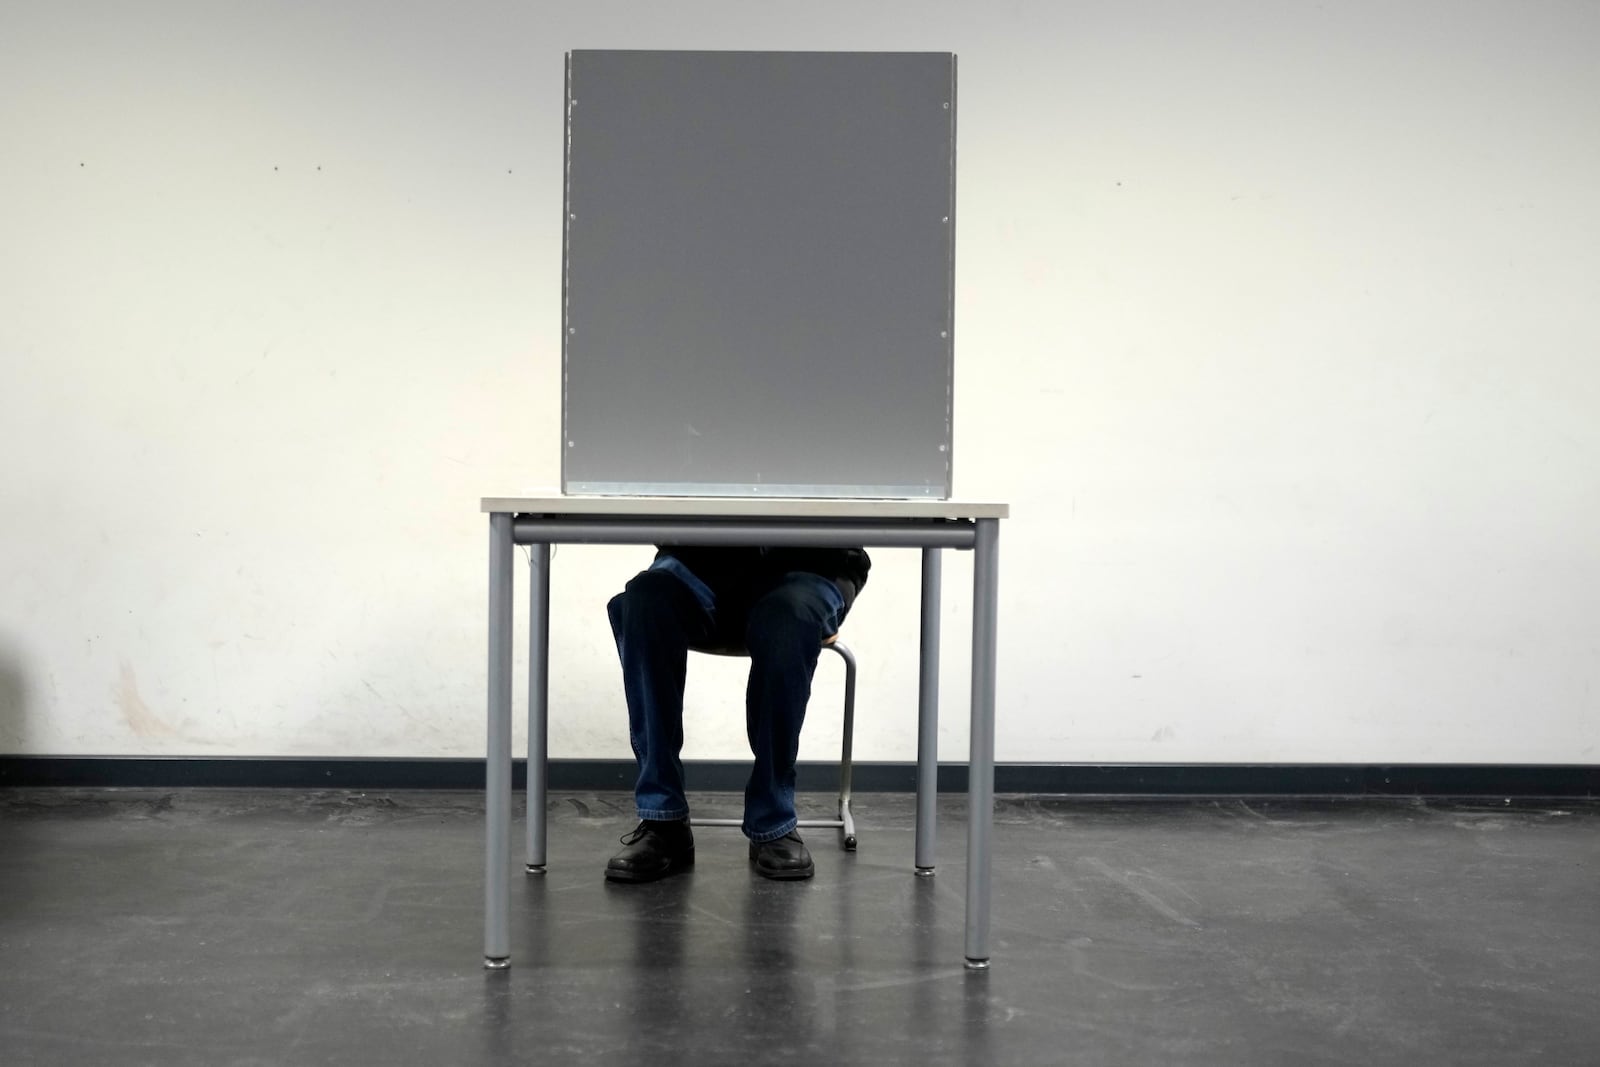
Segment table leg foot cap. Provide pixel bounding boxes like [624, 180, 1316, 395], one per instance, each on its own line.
[484, 956, 510, 970]
[963, 957, 991, 971]
[914, 866, 936, 877]
[525, 864, 547, 874]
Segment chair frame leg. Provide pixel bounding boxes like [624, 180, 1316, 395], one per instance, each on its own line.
[694, 639, 859, 851]
[830, 641, 858, 851]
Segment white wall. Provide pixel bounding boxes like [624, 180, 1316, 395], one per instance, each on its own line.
[2, 1, 1596, 765]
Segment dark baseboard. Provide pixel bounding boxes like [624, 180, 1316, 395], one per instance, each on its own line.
[0, 757, 1595, 797]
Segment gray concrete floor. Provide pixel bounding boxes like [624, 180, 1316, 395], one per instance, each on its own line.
[1, 788, 1596, 1066]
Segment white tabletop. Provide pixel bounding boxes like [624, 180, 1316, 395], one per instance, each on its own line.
[481, 495, 1009, 520]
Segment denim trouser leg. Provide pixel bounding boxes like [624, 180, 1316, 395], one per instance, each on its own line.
[607, 569, 717, 822]
[741, 573, 845, 843]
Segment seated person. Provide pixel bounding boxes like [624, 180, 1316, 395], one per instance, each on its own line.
[604, 545, 870, 882]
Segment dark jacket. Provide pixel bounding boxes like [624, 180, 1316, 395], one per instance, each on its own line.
[656, 546, 871, 611]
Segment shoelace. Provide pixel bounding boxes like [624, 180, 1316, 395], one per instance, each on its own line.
[619, 821, 689, 846]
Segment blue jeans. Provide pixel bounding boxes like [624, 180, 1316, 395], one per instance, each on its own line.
[606, 560, 847, 842]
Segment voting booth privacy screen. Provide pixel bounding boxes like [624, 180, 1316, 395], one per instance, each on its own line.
[561, 50, 957, 499]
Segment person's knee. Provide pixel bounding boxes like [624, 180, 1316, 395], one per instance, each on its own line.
[623, 568, 684, 605]
[612, 569, 694, 632]
[745, 593, 825, 652]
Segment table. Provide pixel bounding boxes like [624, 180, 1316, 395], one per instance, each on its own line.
[481, 496, 1008, 969]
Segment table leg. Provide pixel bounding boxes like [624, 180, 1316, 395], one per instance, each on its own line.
[526, 543, 551, 872]
[964, 517, 999, 969]
[915, 546, 941, 875]
[485, 513, 514, 968]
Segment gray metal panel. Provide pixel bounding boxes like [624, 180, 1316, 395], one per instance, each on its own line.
[562, 50, 956, 499]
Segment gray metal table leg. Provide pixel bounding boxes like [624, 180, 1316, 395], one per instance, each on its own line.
[915, 547, 941, 875]
[964, 518, 999, 969]
[485, 513, 513, 969]
[526, 543, 550, 873]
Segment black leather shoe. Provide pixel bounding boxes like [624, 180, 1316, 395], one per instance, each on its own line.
[605, 819, 694, 883]
[749, 830, 814, 880]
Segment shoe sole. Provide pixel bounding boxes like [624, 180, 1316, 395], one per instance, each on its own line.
[604, 849, 694, 884]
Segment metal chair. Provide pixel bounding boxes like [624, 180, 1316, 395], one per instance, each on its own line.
[688, 634, 859, 850]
